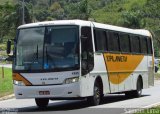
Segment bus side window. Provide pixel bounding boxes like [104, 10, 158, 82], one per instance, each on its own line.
[147, 38, 153, 54]
[140, 37, 148, 54]
[94, 29, 107, 52]
[131, 35, 141, 54]
[81, 27, 94, 75]
[108, 31, 120, 52]
[119, 33, 131, 53]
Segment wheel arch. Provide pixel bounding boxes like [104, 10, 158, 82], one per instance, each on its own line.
[137, 75, 143, 89]
[95, 76, 104, 95]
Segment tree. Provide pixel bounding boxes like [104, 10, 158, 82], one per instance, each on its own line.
[79, 0, 90, 20]
[49, 2, 64, 19]
[65, 0, 90, 20]
[0, 2, 16, 42]
[120, 11, 145, 29]
[0, 1, 32, 43]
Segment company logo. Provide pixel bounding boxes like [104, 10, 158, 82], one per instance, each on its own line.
[106, 55, 127, 62]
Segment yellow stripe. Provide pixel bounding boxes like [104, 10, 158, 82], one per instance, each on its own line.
[13, 73, 32, 86]
[103, 53, 144, 84]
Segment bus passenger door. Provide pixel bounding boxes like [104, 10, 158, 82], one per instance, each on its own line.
[80, 26, 94, 96]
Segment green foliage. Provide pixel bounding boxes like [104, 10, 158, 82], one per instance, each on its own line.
[120, 11, 146, 28]
[0, 44, 6, 51]
[135, 106, 160, 114]
[0, 0, 160, 55]
[0, 2, 16, 43]
[0, 1, 32, 46]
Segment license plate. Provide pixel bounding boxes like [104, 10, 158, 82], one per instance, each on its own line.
[39, 91, 50, 95]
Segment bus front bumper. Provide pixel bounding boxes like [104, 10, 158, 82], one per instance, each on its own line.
[14, 82, 81, 99]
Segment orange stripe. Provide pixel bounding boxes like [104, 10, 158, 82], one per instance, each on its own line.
[103, 53, 144, 84]
[13, 73, 32, 86]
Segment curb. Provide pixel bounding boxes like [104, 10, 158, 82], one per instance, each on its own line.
[0, 94, 15, 101]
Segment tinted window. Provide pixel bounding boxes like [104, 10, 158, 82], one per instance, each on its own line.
[16, 27, 45, 70]
[94, 29, 107, 51]
[119, 33, 130, 53]
[44, 26, 79, 69]
[131, 35, 140, 53]
[140, 37, 148, 54]
[147, 38, 153, 54]
[108, 31, 119, 52]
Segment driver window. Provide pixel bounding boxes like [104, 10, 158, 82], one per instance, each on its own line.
[81, 27, 94, 75]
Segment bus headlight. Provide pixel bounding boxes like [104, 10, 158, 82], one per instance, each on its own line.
[64, 77, 79, 84]
[13, 80, 25, 86]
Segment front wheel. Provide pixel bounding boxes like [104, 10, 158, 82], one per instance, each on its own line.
[87, 82, 101, 106]
[35, 98, 49, 108]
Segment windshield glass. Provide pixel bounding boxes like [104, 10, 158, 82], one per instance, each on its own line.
[14, 26, 79, 72]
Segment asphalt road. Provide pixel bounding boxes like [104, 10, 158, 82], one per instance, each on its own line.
[0, 81, 160, 114]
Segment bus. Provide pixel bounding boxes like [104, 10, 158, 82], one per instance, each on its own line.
[7, 20, 154, 107]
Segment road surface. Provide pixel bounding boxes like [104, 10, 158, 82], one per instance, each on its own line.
[0, 81, 160, 114]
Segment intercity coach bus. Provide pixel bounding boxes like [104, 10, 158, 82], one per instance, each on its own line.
[7, 20, 154, 107]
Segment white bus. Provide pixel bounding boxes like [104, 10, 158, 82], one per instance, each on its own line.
[7, 20, 154, 107]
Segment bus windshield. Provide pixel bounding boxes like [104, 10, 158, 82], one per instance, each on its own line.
[14, 26, 79, 72]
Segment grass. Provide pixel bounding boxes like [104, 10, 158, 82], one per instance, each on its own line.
[0, 67, 13, 97]
[135, 106, 160, 114]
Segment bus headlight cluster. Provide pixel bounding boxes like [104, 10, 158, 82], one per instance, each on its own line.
[64, 77, 79, 84]
[13, 80, 25, 86]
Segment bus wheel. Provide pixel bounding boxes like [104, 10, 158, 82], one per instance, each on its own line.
[125, 78, 142, 98]
[87, 82, 101, 106]
[134, 78, 143, 97]
[35, 98, 49, 108]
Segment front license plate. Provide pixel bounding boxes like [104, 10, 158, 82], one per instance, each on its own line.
[39, 91, 50, 95]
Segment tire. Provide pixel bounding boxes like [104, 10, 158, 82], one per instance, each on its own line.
[87, 82, 101, 106]
[134, 78, 143, 97]
[35, 98, 49, 108]
[125, 78, 142, 98]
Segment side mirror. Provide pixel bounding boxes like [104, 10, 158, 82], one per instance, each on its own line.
[7, 40, 11, 55]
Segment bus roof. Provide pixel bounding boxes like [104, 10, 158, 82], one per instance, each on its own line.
[18, 20, 151, 37]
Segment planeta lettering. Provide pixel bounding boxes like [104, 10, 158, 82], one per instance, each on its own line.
[106, 55, 127, 62]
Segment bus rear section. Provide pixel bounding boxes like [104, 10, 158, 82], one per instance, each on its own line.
[93, 25, 154, 99]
